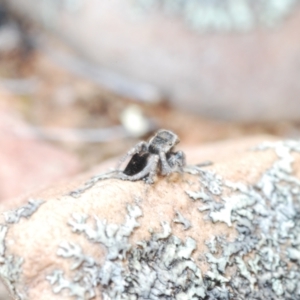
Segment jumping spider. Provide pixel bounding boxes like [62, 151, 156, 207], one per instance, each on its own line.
[117, 129, 185, 184]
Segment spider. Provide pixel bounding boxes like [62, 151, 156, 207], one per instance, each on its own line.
[116, 129, 185, 184]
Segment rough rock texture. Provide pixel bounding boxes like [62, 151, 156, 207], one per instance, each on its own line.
[3, 136, 300, 299]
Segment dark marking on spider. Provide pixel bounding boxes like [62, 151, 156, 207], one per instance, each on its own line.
[117, 129, 186, 184]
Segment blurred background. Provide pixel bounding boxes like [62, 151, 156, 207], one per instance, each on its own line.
[1, 0, 300, 199]
[0, 0, 300, 297]
[0, 0, 299, 195]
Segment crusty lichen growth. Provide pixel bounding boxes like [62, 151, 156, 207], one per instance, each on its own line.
[184, 140, 300, 298]
[173, 210, 191, 230]
[48, 213, 206, 299]
[4, 199, 44, 224]
[0, 199, 45, 300]
[68, 205, 143, 260]
[49, 140, 300, 299]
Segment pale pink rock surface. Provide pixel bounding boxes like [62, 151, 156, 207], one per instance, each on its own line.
[0, 135, 280, 299]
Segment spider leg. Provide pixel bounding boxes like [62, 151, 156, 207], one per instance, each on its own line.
[159, 151, 173, 176]
[145, 154, 160, 184]
[168, 151, 186, 172]
[117, 154, 159, 183]
[117, 141, 148, 170]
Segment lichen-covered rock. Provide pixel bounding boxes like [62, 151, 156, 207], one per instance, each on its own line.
[2, 137, 300, 299]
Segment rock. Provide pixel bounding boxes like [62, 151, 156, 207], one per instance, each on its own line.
[3, 136, 300, 299]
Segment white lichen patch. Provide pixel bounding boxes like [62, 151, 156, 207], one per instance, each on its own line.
[235, 257, 256, 290]
[57, 242, 96, 270]
[48, 202, 210, 299]
[205, 236, 218, 254]
[46, 269, 96, 300]
[173, 210, 191, 230]
[4, 199, 44, 224]
[69, 171, 117, 198]
[47, 210, 205, 300]
[48, 204, 143, 299]
[68, 204, 142, 260]
[0, 225, 8, 261]
[0, 255, 24, 300]
[54, 139, 300, 299]
[185, 140, 300, 299]
[185, 188, 211, 202]
[0, 198, 45, 299]
[126, 225, 205, 299]
[209, 194, 256, 227]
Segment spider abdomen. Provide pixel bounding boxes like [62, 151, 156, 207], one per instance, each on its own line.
[123, 153, 150, 176]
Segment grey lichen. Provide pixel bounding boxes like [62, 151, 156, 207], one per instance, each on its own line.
[173, 210, 191, 230]
[185, 167, 223, 196]
[0, 225, 8, 262]
[68, 204, 142, 260]
[152, 220, 171, 240]
[69, 171, 116, 198]
[48, 204, 143, 299]
[205, 236, 217, 254]
[209, 194, 256, 227]
[0, 256, 24, 300]
[48, 204, 207, 299]
[235, 256, 256, 290]
[46, 269, 96, 300]
[50, 139, 300, 299]
[57, 241, 96, 270]
[0, 198, 45, 299]
[4, 199, 44, 224]
[185, 140, 300, 299]
[133, 0, 300, 32]
[186, 188, 211, 202]
[127, 225, 205, 299]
